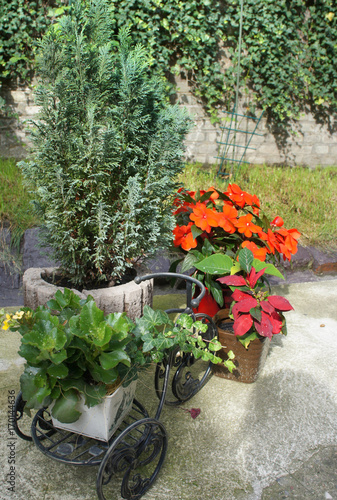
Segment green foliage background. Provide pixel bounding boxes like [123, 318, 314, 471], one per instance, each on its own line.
[0, 0, 336, 131]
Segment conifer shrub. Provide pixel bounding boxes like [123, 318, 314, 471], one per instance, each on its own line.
[19, 0, 191, 289]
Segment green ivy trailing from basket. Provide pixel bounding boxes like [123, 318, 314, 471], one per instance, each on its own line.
[0, 288, 234, 424]
[1, 0, 336, 131]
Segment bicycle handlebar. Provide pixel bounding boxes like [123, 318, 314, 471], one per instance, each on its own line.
[134, 272, 206, 310]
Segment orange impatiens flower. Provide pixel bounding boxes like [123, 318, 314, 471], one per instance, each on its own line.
[217, 204, 238, 233]
[251, 194, 261, 215]
[173, 223, 197, 251]
[235, 214, 262, 238]
[241, 241, 267, 262]
[225, 183, 254, 208]
[271, 216, 284, 228]
[259, 228, 279, 255]
[274, 228, 301, 260]
[208, 186, 220, 201]
[190, 202, 219, 233]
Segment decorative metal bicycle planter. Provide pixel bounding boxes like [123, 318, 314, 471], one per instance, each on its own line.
[13, 272, 217, 499]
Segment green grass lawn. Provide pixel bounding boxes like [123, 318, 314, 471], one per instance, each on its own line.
[1, 157, 336, 251]
[177, 163, 337, 250]
[0, 158, 39, 248]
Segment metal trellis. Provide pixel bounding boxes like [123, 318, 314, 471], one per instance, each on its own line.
[215, 0, 264, 180]
[215, 108, 264, 180]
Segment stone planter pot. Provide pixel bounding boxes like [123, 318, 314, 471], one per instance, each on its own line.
[212, 309, 270, 384]
[23, 267, 153, 320]
[51, 381, 137, 442]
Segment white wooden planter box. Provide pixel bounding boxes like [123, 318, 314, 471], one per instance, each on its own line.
[51, 381, 137, 442]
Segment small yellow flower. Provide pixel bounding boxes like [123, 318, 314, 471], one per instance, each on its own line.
[326, 12, 334, 22]
[13, 311, 24, 320]
[2, 320, 10, 331]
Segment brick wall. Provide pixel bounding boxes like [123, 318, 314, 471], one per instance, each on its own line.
[1, 81, 337, 167]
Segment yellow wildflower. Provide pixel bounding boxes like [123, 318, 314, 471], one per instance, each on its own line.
[13, 311, 24, 320]
[2, 314, 12, 331]
[326, 12, 334, 22]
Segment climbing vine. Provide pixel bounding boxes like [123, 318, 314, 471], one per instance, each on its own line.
[222, 0, 337, 130]
[108, 0, 227, 121]
[0, 0, 66, 84]
[0, 0, 336, 132]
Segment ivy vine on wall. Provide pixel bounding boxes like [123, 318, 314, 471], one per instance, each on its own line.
[0, 0, 336, 134]
[223, 0, 337, 133]
[0, 0, 65, 84]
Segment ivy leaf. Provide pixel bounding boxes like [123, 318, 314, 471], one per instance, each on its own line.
[224, 359, 236, 373]
[208, 340, 222, 351]
[142, 339, 155, 352]
[227, 350, 235, 360]
[141, 306, 170, 327]
[176, 314, 194, 329]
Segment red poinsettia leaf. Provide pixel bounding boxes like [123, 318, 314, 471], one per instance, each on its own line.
[232, 289, 252, 302]
[217, 275, 246, 286]
[189, 408, 201, 419]
[249, 267, 266, 288]
[267, 295, 293, 311]
[260, 300, 275, 314]
[254, 311, 273, 339]
[232, 298, 258, 316]
[233, 314, 253, 336]
[270, 311, 283, 334]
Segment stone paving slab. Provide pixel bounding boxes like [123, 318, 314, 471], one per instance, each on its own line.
[0, 281, 336, 500]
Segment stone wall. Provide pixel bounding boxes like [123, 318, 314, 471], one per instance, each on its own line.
[1, 81, 337, 167]
[176, 75, 337, 168]
[0, 85, 37, 159]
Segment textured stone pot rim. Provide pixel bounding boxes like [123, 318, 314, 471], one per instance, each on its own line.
[23, 267, 153, 320]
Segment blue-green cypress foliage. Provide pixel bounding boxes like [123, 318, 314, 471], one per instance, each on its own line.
[20, 0, 191, 287]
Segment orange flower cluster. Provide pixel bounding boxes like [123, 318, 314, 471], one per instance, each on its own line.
[173, 183, 300, 262]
